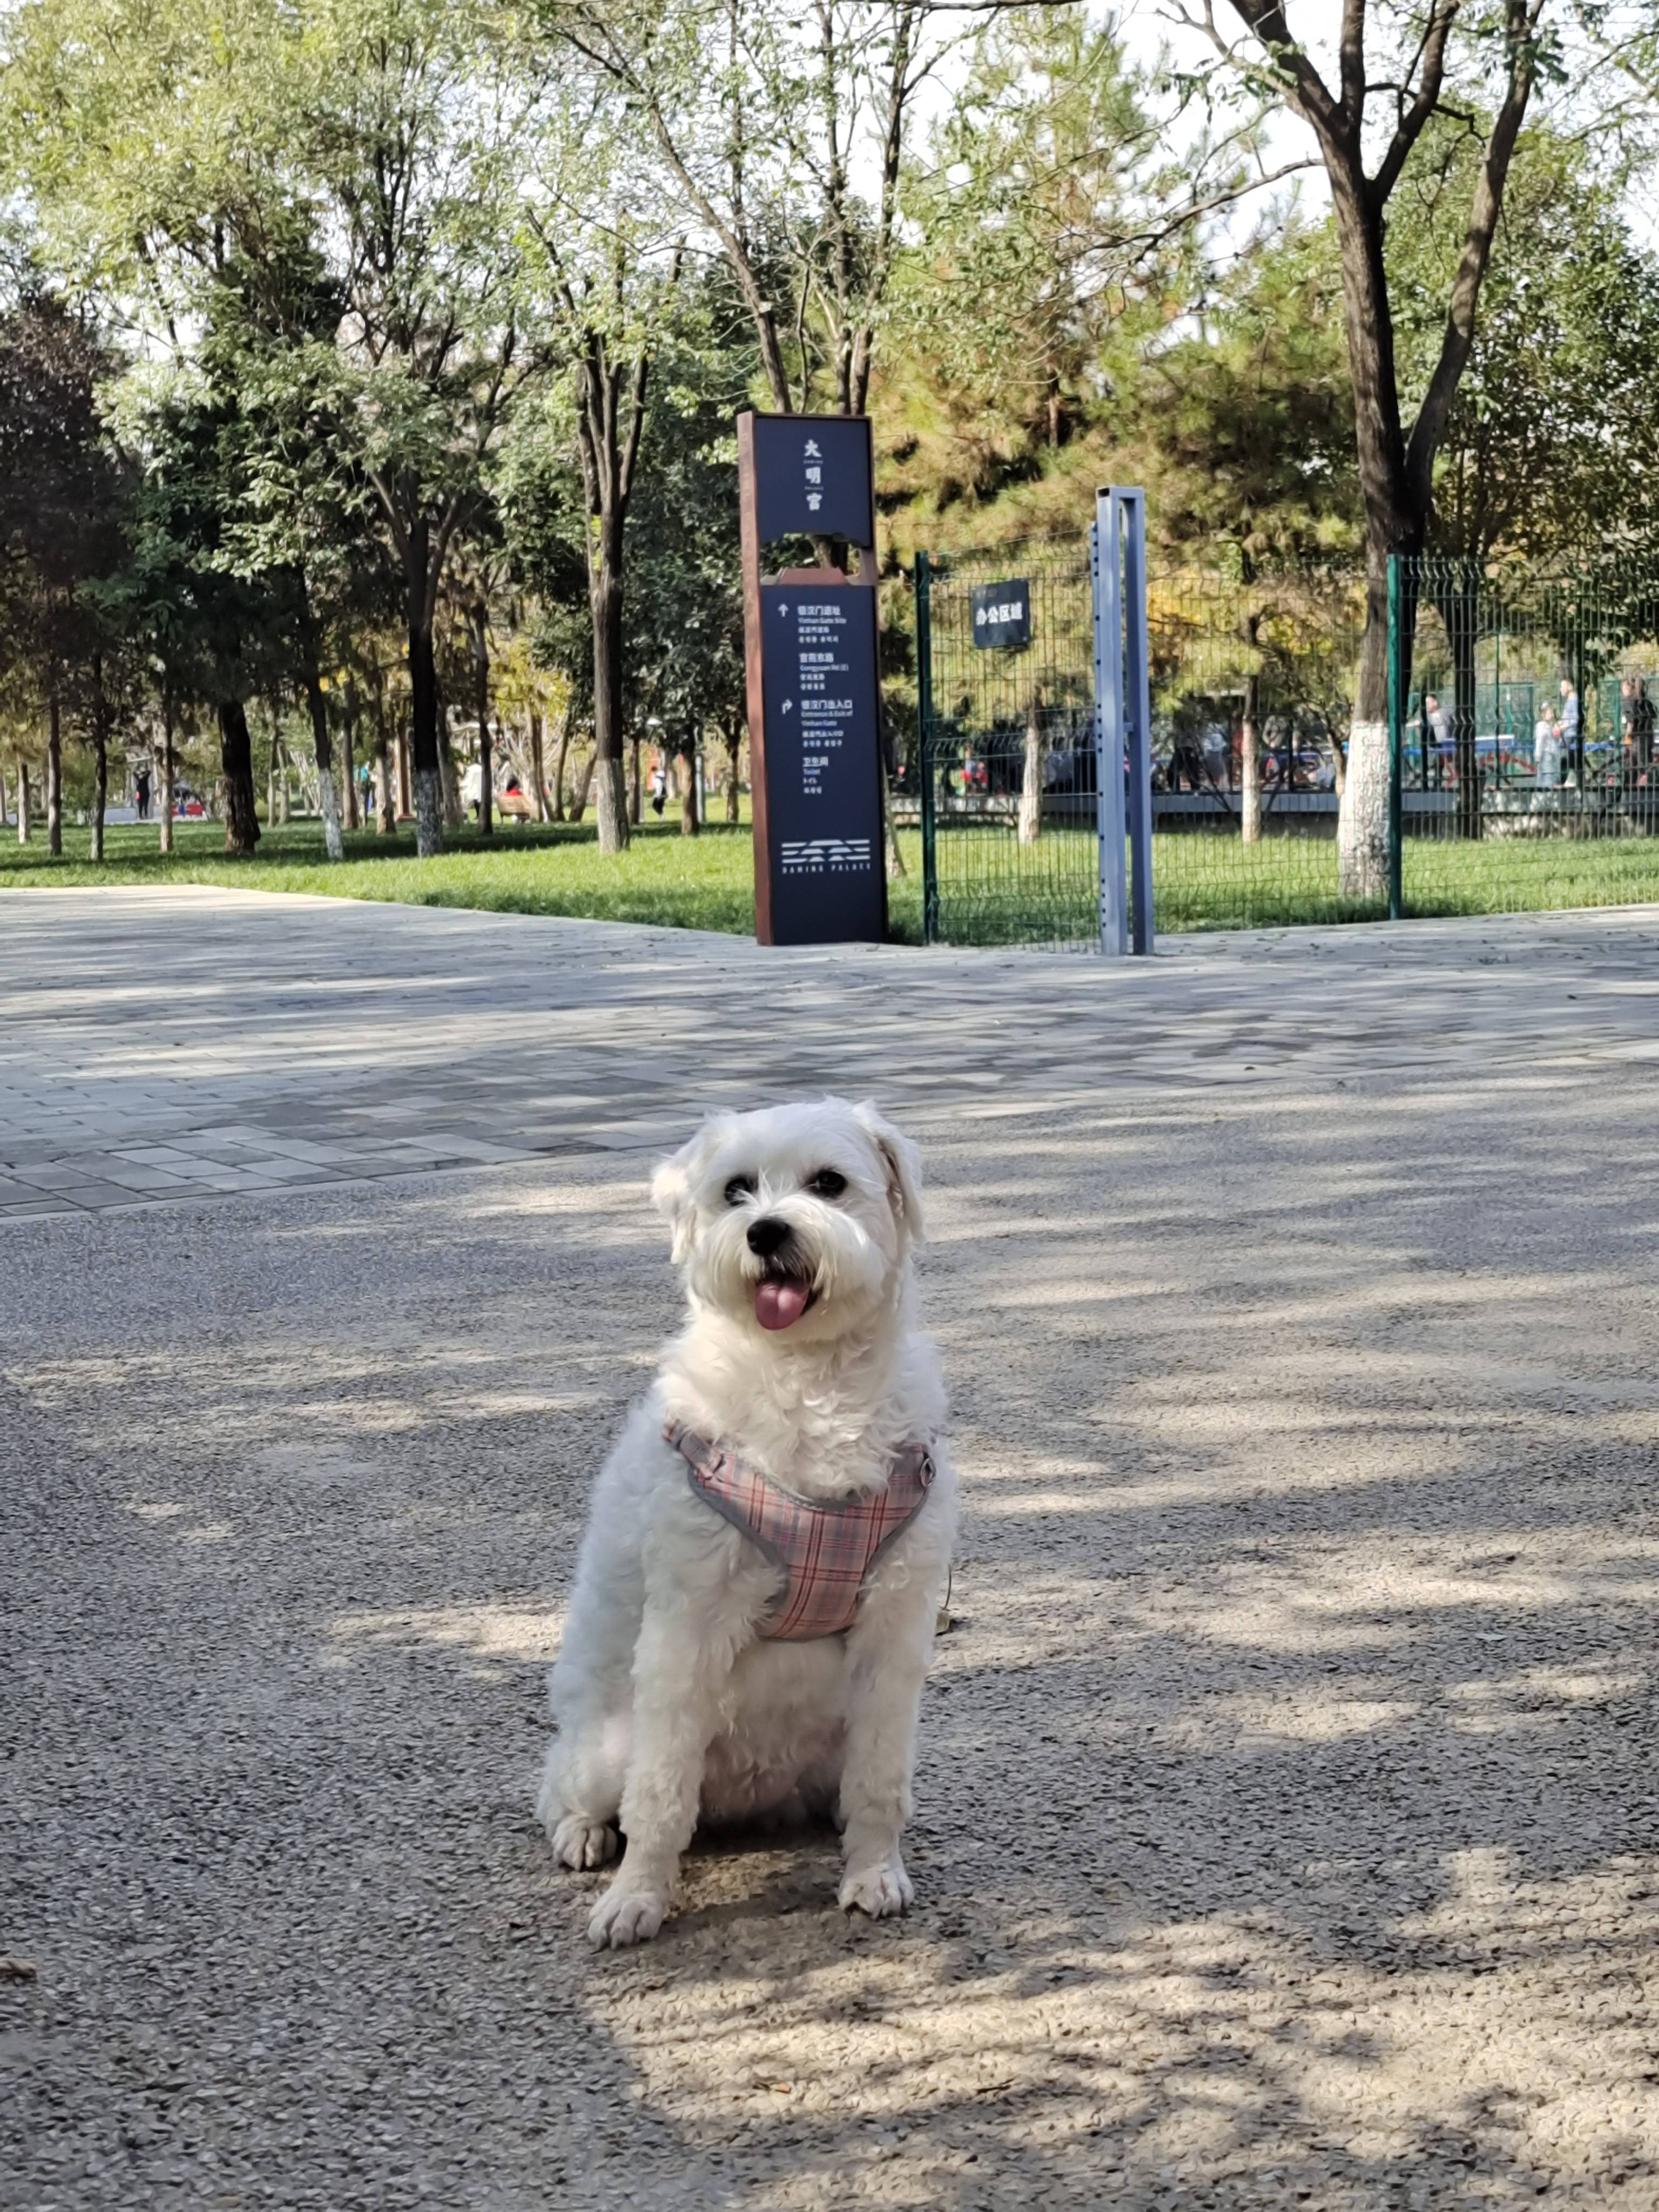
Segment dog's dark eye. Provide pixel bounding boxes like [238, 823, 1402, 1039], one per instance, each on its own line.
[807, 1169, 847, 1199]
[723, 1175, 756, 1207]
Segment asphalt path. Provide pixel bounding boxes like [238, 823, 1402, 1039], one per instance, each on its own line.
[6, 889, 1659, 2209]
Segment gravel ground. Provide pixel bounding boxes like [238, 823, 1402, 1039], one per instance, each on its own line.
[6, 895, 1659, 2208]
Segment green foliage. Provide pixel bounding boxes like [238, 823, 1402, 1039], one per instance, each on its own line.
[1389, 122, 1659, 561]
[9, 0, 1659, 879]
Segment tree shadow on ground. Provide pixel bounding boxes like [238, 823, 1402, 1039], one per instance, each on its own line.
[7, 1041, 1659, 2208]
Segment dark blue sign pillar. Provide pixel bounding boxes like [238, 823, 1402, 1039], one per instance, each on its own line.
[737, 412, 886, 945]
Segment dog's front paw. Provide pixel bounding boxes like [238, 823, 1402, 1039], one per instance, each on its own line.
[839, 1852, 914, 1919]
[587, 1882, 668, 1950]
[551, 1814, 619, 1871]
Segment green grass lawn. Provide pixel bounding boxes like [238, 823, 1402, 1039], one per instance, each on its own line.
[0, 814, 928, 941]
[5, 812, 1658, 942]
[1151, 826, 1659, 932]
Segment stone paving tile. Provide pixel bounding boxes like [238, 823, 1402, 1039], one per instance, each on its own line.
[57, 1179, 160, 1210]
[93, 1162, 199, 1192]
[6, 1162, 92, 1190]
[5, 886, 1659, 1221]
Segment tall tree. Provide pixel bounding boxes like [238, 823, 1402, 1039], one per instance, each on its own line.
[522, 219, 670, 853]
[1193, 0, 1549, 893]
[561, 0, 921, 419]
[299, 0, 547, 855]
[1391, 121, 1659, 825]
[1129, 220, 1359, 839]
[0, 293, 128, 859]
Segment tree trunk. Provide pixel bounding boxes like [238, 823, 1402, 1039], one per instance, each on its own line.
[302, 642, 345, 862]
[471, 604, 494, 838]
[0, 763, 8, 827]
[46, 693, 62, 856]
[158, 696, 175, 855]
[1337, 545, 1400, 900]
[90, 732, 106, 860]
[368, 672, 393, 835]
[589, 509, 629, 854]
[89, 653, 109, 864]
[218, 697, 261, 855]
[341, 689, 359, 832]
[726, 730, 741, 822]
[407, 521, 444, 858]
[1318, 154, 1414, 900]
[17, 760, 30, 844]
[630, 734, 643, 826]
[438, 685, 464, 833]
[679, 746, 699, 836]
[881, 759, 906, 879]
[531, 710, 550, 822]
[375, 733, 394, 835]
[1240, 672, 1262, 846]
[396, 718, 413, 823]
[569, 747, 594, 824]
[550, 714, 570, 822]
[1017, 696, 1044, 845]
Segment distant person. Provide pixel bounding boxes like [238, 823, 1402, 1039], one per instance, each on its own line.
[649, 758, 667, 816]
[1634, 678, 1655, 785]
[134, 766, 151, 820]
[1559, 678, 1580, 780]
[1534, 701, 1561, 788]
[1424, 693, 1453, 786]
[1621, 677, 1640, 785]
[462, 759, 484, 818]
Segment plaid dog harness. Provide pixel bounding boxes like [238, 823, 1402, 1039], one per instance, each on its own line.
[664, 1421, 935, 1641]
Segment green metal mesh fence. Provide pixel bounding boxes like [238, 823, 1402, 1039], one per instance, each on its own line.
[911, 536, 1659, 948]
[1395, 557, 1659, 917]
[1145, 563, 1377, 930]
[914, 541, 1099, 947]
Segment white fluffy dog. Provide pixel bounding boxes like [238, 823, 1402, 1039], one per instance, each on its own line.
[537, 1097, 956, 1949]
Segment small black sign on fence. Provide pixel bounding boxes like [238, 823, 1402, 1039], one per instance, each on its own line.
[970, 578, 1031, 650]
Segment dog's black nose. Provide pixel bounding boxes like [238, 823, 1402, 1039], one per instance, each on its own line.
[746, 1216, 792, 1258]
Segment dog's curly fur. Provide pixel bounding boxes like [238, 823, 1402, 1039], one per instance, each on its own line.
[537, 1097, 957, 1948]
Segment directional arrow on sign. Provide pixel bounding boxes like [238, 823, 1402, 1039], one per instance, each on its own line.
[781, 700, 793, 714]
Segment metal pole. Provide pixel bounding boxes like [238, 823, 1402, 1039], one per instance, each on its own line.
[1387, 553, 1404, 921]
[1091, 490, 1129, 956]
[1115, 487, 1155, 953]
[916, 551, 939, 947]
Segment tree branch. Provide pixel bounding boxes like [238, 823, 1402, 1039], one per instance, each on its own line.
[1404, 0, 1545, 512]
[1371, 0, 1459, 206]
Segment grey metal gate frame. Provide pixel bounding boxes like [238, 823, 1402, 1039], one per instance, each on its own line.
[915, 487, 1155, 953]
[1093, 485, 1155, 955]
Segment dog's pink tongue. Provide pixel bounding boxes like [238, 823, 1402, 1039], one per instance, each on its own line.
[755, 1278, 810, 1331]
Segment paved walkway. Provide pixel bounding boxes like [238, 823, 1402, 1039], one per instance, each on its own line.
[6, 889, 1659, 2209]
[4, 887, 1659, 1219]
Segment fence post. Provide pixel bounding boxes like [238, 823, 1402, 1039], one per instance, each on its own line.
[1387, 552, 1404, 921]
[1114, 488, 1155, 953]
[915, 550, 939, 947]
[1091, 491, 1130, 956]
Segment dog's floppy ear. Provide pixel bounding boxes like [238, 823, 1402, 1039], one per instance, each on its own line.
[852, 1100, 925, 1244]
[651, 1118, 721, 1265]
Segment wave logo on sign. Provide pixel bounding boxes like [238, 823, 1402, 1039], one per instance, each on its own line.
[780, 837, 873, 873]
